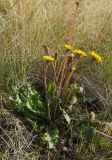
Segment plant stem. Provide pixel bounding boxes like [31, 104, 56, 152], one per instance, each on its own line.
[44, 62, 51, 124]
[57, 56, 68, 97]
[67, 2, 79, 45]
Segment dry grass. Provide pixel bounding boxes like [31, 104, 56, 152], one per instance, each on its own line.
[0, 0, 112, 159]
[0, 106, 38, 159]
[0, 0, 112, 87]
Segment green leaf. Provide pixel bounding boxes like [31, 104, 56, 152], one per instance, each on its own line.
[42, 128, 59, 149]
[47, 83, 55, 100]
[61, 108, 71, 124]
[26, 118, 39, 132]
[77, 126, 95, 140]
[10, 84, 46, 120]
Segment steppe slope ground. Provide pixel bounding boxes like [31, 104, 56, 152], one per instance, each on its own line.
[0, 0, 112, 159]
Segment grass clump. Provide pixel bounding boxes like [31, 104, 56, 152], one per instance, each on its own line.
[9, 44, 107, 151]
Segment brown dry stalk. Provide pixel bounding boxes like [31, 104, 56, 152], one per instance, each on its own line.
[53, 53, 59, 83]
[67, 2, 80, 45]
[57, 56, 68, 97]
[44, 62, 51, 124]
[57, 56, 65, 81]
[51, 61, 57, 85]
[43, 45, 57, 84]
[43, 45, 50, 55]
[63, 70, 74, 90]
[44, 63, 49, 101]
[63, 59, 77, 89]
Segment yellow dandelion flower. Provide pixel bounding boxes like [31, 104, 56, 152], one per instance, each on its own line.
[73, 50, 87, 57]
[42, 55, 55, 61]
[64, 44, 73, 50]
[90, 51, 103, 62]
[72, 66, 77, 71]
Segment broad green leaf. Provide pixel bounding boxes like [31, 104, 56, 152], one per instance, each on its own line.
[10, 84, 46, 120]
[26, 118, 38, 132]
[42, 128, 59, 149]
[61, 108, 71, 124]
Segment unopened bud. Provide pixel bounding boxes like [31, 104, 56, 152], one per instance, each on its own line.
[90, 112, 96, 121]
[69, 96, 77, 105]
[79, 86, 84, 94]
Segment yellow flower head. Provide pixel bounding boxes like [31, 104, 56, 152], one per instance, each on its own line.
[73, 50, 87, 57]
[42, 55, 55, 61]
[64, 44, 73, 50]
[90, 51, 103, 62]
[72, 66, 77, 71]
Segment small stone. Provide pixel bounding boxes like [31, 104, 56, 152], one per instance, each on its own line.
[63, 147, 68, 151]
